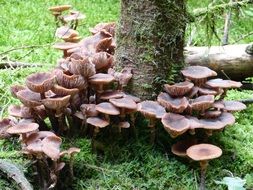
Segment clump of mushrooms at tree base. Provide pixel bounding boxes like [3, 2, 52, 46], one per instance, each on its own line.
[0, 4, 247, 190]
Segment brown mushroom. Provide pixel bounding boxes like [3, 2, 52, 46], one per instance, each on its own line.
[0, 118, 11, 138]
[42, 136, 62, 161]
[89, 73, 115, 94]
[190, 95, 214, 113]
[186, 144, 222, 190]
[96, 102, 120, 122]
[100, 90, 125, 100]
[90, 52, 114, 72]
[53, 42, 80, 58]
[48, 5, 72, 12]
[223, 100, 246, 112]
[16, 89, 42, 108]
[157, 92, 188, 113]
[10, 85, 26, 98]
[8, 104, 33, 119]
[171, 138, 197, 157]
[89, 22, 115, 36]
[164, 81, 194, 97]
[109, 97, 137, 118]
[55, 26, 79, 39]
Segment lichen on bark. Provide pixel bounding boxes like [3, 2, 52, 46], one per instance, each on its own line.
[115, 0, 189, 100]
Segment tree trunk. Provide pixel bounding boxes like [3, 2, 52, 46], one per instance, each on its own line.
[185, 44, 253, 81]
[115, 0, 188, 100]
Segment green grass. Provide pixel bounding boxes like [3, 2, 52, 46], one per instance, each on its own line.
[1, 0, 253, 189]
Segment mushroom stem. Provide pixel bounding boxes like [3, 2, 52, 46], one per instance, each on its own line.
[149, 118, 156, 145]
[30, 108, 48, 131]
[199, 160, 208, 190]
[92, 127, 100, 151]
[69, 155, 74, 180]
[219, 89, 227, 100]
[130, 113, 137, 138]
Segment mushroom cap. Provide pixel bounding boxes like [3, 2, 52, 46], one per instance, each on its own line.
[89, 22, 115, 36]
[206, 78, 242, 89]
[26, 72, 55, 93]
[8, 105, 32, 118]
[87, 117, 109, 128]
[198, 87, 219, 96]
[42, 95, 71, 110]
[0, 118, 11, 138]
[223, 100, 246, 112]
[162, 113, 190, 138]
[10, 85, 26, 98]
[181, 66, 217, 80]
[96, 102, 120, 115]
[42, 136, 62, 160]
[25, 139, 43, 155]
[60, 147, 80, 157]
[100, 90, 124, 100]
[118, 121, 130, 129]
[52, 84, 79, 96]
[123, 94, 141, 103]
[55, 26, 79, 39]
[190, 95, 214, 111]
[157, 92, 188, 113]
[89, 73, 115, 85]
[164, 81, 194, 97]
[7, 122, 39, 134]
[63, 12, 86, 22]
[16, 89, 42, 107]
[90, 52, 114, 71]
[202, 110, 222, 119]
[80, 104, 99, 117]
[217, 112, 235, 126]
[171, 138, 198, 157]
[137, 101, 166, 119]
[109, 97, 137, 110]
[53, 42, 80, 50]
[48, 5, 72, 12]
[186, 144, 222, 161]
[25, 131, 57, 145]
[95, 37, 114, 53]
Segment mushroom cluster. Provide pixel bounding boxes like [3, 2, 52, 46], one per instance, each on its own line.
[138, 65, 246, 189]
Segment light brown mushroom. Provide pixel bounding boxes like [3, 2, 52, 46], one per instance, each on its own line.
[89, 73, 115, 94]
[186, 144, 222, 190]
[42, 136, 62, 161]
[0, 118, 11, 138]
[8, 105, 32, 119]
[16, 89, 42, 107]
[190, 95, 215, 113]
[96, 102, 120, 122]
[53, 42, 80, 58]
[109, 97, 137, 118]
[164, 81, 194, 97]
[48, 5, 72, 12]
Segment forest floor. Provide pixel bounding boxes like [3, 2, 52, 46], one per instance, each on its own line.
[0, 0, 253, 189]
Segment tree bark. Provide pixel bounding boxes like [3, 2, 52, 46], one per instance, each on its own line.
[185, 44, 253, 81]
[115, 0, 188, 100]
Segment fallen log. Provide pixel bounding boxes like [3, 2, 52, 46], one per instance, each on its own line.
[184, 44, 253, 81]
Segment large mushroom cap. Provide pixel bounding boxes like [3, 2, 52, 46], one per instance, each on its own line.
[16, 89, 42, 107]
[87, 117, 109, 128]
[25, 131, 57, 145]
[109, 97, 137, 110]
[42, 136, 62, 160]
[8, 105, 32, 118]
[162, 113, 190, 138]
[55, 26, 79, 39]
[181, 66, 217, 80]
[223, 100, 246, 112]
[10, 85, 26, 98]
[186, 144, 222, 161]
[157, 92, 188, 113]
[7, 122, 39, 134]
[171, 138, 197, 157]
[190, 95, 214, 111]
[52, 84, 79, 96]
[42, 95, 71, 110]
[26, 72, 55, 93]
[206, 78, 242, 89]
[100, 90, 124, 100]
[217, 112, 235, 126]
[137, 101, 166, 119]
[89, 73, 115, 85]
[48, 5, 72, 12]
[96, 102, 120, 115]
[53, 42, 80, 50]
[164, 81, 194, 97]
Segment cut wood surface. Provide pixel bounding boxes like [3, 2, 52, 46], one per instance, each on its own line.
[185, 44, 253, 81]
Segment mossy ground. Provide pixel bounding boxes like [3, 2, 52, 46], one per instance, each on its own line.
[0, 0, 253, 189]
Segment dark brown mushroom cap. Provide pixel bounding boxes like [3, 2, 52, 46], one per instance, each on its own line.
[80, 104, 99, 117]
[55, 26, 79, 39]
[53, 42, 80, 50]
[48, 5, 72, 12]
[186, 144, 222, 161]
[96, 102, 120, 115]
[54, 69, 87, 90]
[10, 85, 26, 98]
[190, 95, 214, 111]
[42, 95, 71, 110]
[223, 100, 246, 112]
[26, 72, 55, 93]
[68, 56, 96, 78]
[6, 122, 39, 134]
[162, 113, 190, 138]
[109, 97, 137, 110]
[171, 138, 197, 157]
[42, 136, 62, 160]
[16, 89, 42, 107]
[0, 118, 11, 138]
[181, 66, 217, 80]
[87, 117, 109, 128]
[137, 101, 166, 119]
[157, 92, 188, 113]
[89, 73, 115, 85]
[118, 121, 130, 129]
[100, 90, 124, 100]
[164, 81, 194, 97]
[8, 105, 32, 118]
[52, 84, 79, 96]
[206, 78, 242, 89]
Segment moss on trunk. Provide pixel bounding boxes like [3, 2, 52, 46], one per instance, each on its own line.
[115, 0, 188, 100]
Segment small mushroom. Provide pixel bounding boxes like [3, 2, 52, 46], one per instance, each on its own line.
[89, 73, 115, 94]
[186, 144, 222, 190]
[164, 81, 194, 97]
[96, 102, 120, 122]
[90, 52, 114, 72]
[16, 89, 42, 107]
[171, 138, 197, 157]
[48, 5, 72, 12]
[55, 26, 79, 39]
[223, 100, 246, 112]
[181, 66, 217, 86]
[0, 118, 11, 138]
[10, 85, 26, 98]
[53, 42, 80, 58]
[100, 90, 125, 100]
[42, 135, 62, 161]
[190, 95, 214, 113]
[89, 22, 115, 36]
[8, 105, 33, 119]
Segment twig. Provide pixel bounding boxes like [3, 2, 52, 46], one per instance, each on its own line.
[0, 61, 42, 69]
[222, 0, 233, 45]
[232, 31, 253, 44]
[193, 0, 252, 17]
[0, 43, 52, 56]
